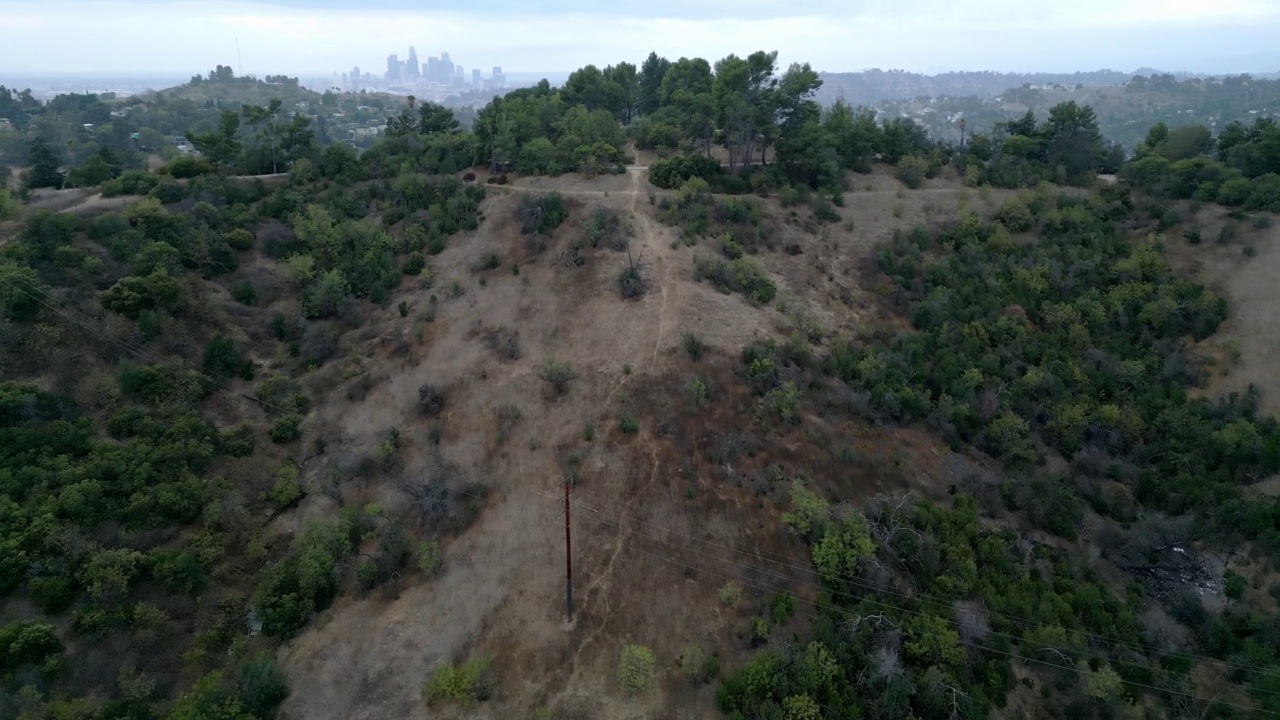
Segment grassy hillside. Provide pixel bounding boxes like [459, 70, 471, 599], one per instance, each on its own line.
[5, 51, 1280, 720]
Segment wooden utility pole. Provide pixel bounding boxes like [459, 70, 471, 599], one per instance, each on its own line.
[564, 477, 573, 623]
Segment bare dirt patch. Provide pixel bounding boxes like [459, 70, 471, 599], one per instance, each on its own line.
[1165, 209, 1280, 415]
[273, 167, 976, 719]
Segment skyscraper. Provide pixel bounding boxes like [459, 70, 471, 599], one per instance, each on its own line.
[441, 52, 455, 82]
[455, 66, 464, 86]
[492, 66, 506, 87]
[386, 54, 399, 82]
[472, 68, 481, 85]
[350, 66, 361, 92]
[406, 46, 420, 80]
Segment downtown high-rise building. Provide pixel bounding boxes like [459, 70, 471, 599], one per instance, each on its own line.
[406, 46, 420, 80]
[472, 68, 481, 85]
[385, 54, 399, 82]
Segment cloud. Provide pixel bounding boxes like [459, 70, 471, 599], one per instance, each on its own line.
[0, 0, 1276, 76]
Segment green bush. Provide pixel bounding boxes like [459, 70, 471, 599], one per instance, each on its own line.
[585, 206, 626, 249]
[516, 193, 568, 236]
[236, 655, 289, 720]
[231, 280, 257, 306]
[149, 179, 187, 204]
[269, 464, 304, 509]
[683, 331, 705, 361]
[203, 334, 255, 380]
[225, 228, 256, 251]
[163, 155, 217, 179]
[423, 656, 490, 705]
[27, 576, 74, 615]
[617, 644, 656, 695]
[649, 154, 722, 190]
[996, 197, 1035, 232]
[729, 257, 777, 305]
[896, 155, 930, 189]
[270, 413, 303, 444]
[417, 540, 442, 576]
[0, 189, 19, 221]
[538, 360, 577, 399]
[403, 251, 426, 275]
[102, 170, 161, 198]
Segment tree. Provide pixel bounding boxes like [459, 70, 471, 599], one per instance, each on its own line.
[242, 99, 284, 173]
[66, 154, 112, 187]
[637, 52, 672, 116]
[418, 102, 461, 135]
[605, 61, 638, 123]
[25, 136, 63, 190]
[712, 51, 778, 172]
[187, 110, 243, 174]
[661, 58, 715, 155]
[770, 62, 822, 168]
[1041, 101, 1103, 184]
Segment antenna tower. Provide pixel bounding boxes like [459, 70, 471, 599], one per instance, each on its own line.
[236, 37, 243, 75]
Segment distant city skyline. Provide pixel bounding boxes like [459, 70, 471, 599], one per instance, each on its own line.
[2, 0, 1279, 77]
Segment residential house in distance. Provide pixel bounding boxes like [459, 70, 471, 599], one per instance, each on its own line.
[0, 118, 14, 133]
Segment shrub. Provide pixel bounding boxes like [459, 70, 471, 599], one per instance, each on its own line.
[619, 259, 645, 299]
[538, 360, 577, 399]
[718, 581, 742, 607]
[682, 646, 718, 685]
[0, 189, 19, 221]
[236, 654, 289, 720]
[417, 384, 445, 416]
[231, 280, 257, 306]
[896, 155, 930, 189]
[729, 256, 777, 304]
[163, 155, 216, 179]
[225, 228, 255, 251]
[403, 251, 426, 276]
[269, 464, 303, 510]
[810, 194, 840, 223]
[649, 154, 721, 189]
[149, 179, 187, 204]
[423, 657, 490, 705]
[685, 375, 711, 408]
[203, 334, 255, 381]
[618, 412, 640, 434]
[682, 331, 704, 361]
[28, 576, 74, 615]
[585, 206, 626, 249]
[769, 381, 802, 425]
[617, 644, 656, 695]
[417, 541, 442, 576]
[516, 193, 568, 236]
[471, 252, 501, 272]
[270, 413, 303, 444]
[996, 197, 1035, 232]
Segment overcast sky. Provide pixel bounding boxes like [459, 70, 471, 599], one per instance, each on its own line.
[1, 0, 1278, 77]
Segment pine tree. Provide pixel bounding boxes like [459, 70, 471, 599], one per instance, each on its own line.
[25, 137, 63, 190]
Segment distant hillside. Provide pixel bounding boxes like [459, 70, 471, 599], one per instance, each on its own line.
[815, 68, 1141, 105]
[869, 74, 1280, 150]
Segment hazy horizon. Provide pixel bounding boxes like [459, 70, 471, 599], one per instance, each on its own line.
[1, 0, 1278, 80]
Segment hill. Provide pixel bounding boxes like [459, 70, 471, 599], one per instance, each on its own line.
[865, 74, 1280, 150]
[815, 68, 1140, 105]
[5, 49, 1280, 720]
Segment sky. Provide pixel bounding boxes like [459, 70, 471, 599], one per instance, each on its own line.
[1, 0, 1278, 78]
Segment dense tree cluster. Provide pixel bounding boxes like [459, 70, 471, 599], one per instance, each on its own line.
[1122, 117, 1280, 211]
